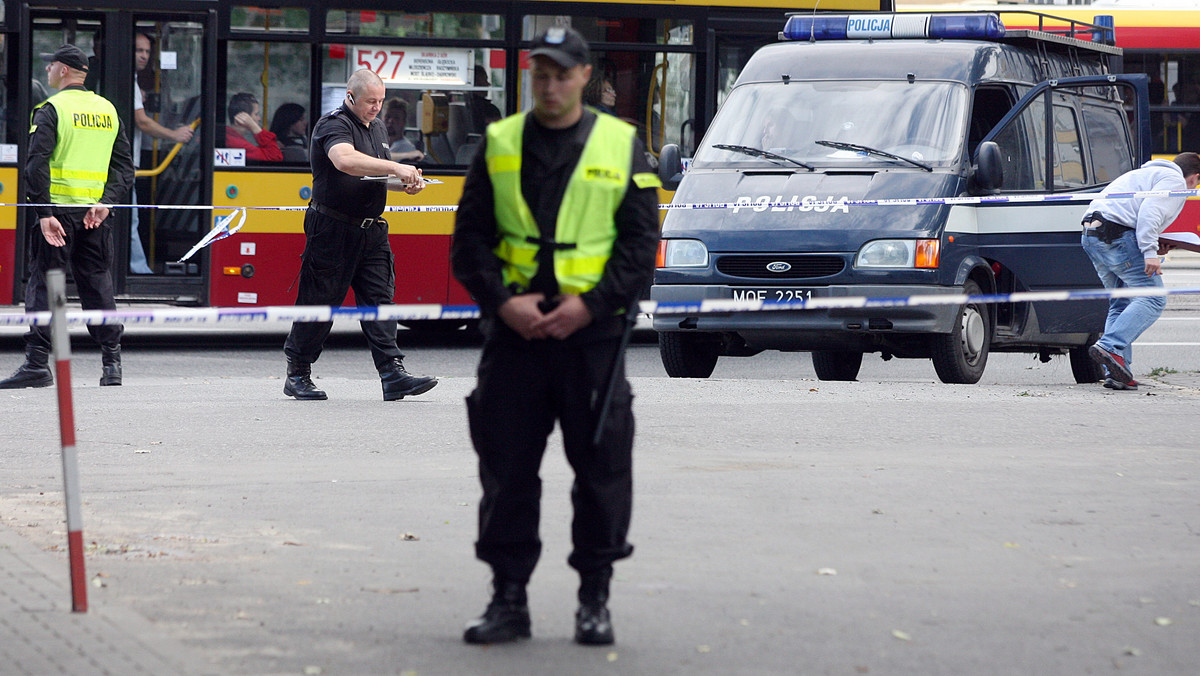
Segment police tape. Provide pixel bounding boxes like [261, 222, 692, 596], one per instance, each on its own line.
[4, 186, 1200, 215]
[3, 286, 1199, 328]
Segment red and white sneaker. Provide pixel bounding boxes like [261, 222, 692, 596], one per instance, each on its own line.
[1089, 344, 1134, 384]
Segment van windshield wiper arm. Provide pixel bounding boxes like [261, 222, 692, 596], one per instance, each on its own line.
[815, 140, 933, 172]
[711, 144, 814, 171]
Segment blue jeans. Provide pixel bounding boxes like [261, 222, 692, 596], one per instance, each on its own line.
[1080, 228, 1165, 375]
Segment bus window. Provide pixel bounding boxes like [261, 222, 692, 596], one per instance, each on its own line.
[223, 40, 311, 166]
[1052, 104, 1086, 188]
[229, 5, 308, 34]
[326, 9, 504, 40]
[518, 17, 695, 159]
[322, 44, 505, 167]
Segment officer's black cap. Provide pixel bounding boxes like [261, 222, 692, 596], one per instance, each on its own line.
[529, 27, 590, 69]
[41, 44, 90, 72]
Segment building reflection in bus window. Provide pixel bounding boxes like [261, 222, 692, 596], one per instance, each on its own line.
[224, 40, 311, 166]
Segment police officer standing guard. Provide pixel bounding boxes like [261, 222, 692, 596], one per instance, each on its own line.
[451, 27, 660, 645]
[283, 69, 437, 401]
[0, 45, 134, 389]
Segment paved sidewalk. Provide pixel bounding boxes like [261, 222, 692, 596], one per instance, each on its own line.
[1, 524, 209, 675]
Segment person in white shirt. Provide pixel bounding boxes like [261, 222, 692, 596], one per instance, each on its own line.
[1081, 152, 1200, 389]
[130, 32, 194, 273]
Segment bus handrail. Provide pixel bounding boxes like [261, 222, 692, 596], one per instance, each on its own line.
[134, 118, 201, 178]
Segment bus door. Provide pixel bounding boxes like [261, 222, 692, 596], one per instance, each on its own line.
[20, 7, 214, 305]
[704, 15, 784, 143]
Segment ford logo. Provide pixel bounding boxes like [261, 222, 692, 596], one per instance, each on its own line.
[766, 261, 792, 273]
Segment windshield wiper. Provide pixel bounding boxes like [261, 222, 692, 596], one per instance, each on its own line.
[815, 140, 933, 172]
[711, 144, 814, 171]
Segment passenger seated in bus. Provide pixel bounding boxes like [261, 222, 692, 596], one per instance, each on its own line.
[583, 77, 617, 115]
[759, 106, 801, 152]
[270, 102, 309, 163]
[224, 92, 282, 162]
[383, 97, 424, 163]
[467, 66, 501, 134]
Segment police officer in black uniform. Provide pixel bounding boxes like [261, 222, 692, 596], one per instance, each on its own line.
[452, 27, 660, 646]
[0, 44, 133, 390]
[283, 69, 437, 401]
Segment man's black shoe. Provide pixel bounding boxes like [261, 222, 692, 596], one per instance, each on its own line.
[0, 350, 53, 389]
[284, 360, 327, 400]
[100, 346, 122, 386]
[574, 603, 614, 645]
[1103, 378, 1139, 391]
[379, 358, 437, 401]
[575, 567, 615, 645]
[463, 580, 531, 644]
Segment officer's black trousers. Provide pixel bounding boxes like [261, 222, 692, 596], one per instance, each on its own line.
[284, 210, 404, 369]
[23, 208, 122, 353]
[466, 333, 635, 584]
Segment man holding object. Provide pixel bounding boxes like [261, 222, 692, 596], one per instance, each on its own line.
[1081, 152, 1200, 390]
[283, 69, 437, 401]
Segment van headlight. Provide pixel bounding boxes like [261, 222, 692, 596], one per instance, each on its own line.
[855, 239, 940, 269]
[657, 239, 709, 268]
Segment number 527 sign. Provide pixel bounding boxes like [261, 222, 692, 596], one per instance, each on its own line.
[354, 47, 472, 86]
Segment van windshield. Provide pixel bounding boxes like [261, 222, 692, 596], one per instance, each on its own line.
[695, 81, 967, 169]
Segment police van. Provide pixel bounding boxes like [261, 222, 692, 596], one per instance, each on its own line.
[651, 11, 1150, 384]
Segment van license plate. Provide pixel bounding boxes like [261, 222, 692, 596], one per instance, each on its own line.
[729, 288, 813, 302]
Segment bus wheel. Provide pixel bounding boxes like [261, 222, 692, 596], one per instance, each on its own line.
[812, 350, 862, 381]
[1069, 345, 1105, 383]
[659, 332, 719, 378]
[931, 280, 990, 384]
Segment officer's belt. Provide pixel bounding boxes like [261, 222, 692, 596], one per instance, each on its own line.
[524, 236, 577, 251]
[1082, 212, 1133, 243]
[309, 200, 384, 229]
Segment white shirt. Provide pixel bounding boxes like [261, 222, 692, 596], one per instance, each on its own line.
[133, 83, 143, 166]
[1086, 159, 1187, 259]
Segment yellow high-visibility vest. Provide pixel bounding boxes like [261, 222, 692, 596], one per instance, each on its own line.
[486, 111, 661, 296]
[33, 88, 119, 205]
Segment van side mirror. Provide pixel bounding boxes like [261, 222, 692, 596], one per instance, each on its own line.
[971, 141, 1003, 193]
[658, 143, 683, 191]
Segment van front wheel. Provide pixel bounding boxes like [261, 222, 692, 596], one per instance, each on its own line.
[931, 280, 990, 384]
[812, 350, 863, 381]
[659, 332, 720, 378]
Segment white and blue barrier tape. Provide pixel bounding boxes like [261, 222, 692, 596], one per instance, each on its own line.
[2, 286, 1199, 328]
[5, 186, 1200, 214]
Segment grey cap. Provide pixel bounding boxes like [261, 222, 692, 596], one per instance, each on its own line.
[529, 27, 590, 69]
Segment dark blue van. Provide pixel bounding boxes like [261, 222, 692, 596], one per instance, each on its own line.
[652, 11, 1151, 383]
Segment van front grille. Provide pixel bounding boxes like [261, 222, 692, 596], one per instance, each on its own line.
[716, 255, 845, 279]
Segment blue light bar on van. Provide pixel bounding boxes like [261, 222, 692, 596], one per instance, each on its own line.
[782, 13, 1006, 42]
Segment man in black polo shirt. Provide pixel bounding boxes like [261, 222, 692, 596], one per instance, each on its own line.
[283, 69, 437, 401]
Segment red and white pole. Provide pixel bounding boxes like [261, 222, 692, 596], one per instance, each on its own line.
[48, 269, 87, 613]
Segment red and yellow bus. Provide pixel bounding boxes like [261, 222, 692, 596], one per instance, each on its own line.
[910, 2, 1200, 234]
[0, 0, 887, 314]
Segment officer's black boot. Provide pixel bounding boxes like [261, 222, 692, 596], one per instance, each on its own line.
[575, 567, 615, 645]
[378, 357, 437, 401]
[99, 345, 122, 387]
[0, 347, 53, 389]
[463, 579, 531, 644]
[284, 359, 327, 400]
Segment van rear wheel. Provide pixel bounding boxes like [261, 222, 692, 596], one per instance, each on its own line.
[931, 280, 990, 384]
[659, 332, 720, 378]
[1069, 344, 1105, 383]
[812, 350, 863, 381]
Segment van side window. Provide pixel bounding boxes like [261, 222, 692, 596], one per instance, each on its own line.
[1052, 104, 1086, 188]
[989, 105, 1036, 191]
[967, 86, 1012, 157]
[1083, 104, 1134, 183]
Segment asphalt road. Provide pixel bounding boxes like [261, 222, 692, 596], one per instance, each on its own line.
[2, 301, 1200, 675]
